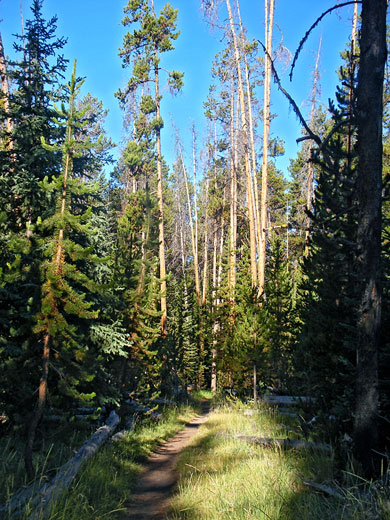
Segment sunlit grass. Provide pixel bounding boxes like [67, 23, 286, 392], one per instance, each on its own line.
[168, 403, 387, 519]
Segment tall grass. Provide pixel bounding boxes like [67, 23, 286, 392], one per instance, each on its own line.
[5, 402, 198, 519]
[168, 402, 389, 519]
[0, 425, 92, 505]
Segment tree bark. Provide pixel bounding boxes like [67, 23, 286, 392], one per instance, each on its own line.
[353, 0, 386, 476]
[226, 0, 257, 287]
[0, 32, 14, 150]
[154, 55, 168, 337]
[259, 0, 275, 296]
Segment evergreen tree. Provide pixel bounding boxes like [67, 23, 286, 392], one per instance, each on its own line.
[25, 61, 102, 478]
[0, 0, 67, 436]
[292, 38, 360, 435]
[117, 0, 183, 337]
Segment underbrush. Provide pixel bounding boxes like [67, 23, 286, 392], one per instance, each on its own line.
[168, 401, 390, 519]
[1, 400, 199, 519]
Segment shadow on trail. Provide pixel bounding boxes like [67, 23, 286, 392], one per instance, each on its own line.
[120, 401, 210, 520]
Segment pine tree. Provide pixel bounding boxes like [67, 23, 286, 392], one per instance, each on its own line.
[117, 0, 183, 337]
[25, 61, 101, 479]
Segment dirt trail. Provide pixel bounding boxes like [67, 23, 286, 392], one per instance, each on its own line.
[121, 401, 210, 520]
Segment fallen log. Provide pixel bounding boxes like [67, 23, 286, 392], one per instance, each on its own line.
[111, 416, 136, 442]
[221, 434, 331, 453]
[300, 478, 344, 499]
[0, 411, 120, 519]
[30, 410, 119, 519]
[262, 395, 316, 406]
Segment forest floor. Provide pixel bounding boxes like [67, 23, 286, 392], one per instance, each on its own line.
[120, 401, 210, 520]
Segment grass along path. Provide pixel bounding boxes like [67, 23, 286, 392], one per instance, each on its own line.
[120, 400, 210, 519]
[167, 402, 387, 519]
[2, 400, 201, 519]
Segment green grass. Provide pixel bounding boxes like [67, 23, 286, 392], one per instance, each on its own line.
[167, 402, 390, 519]
[35, 403, 197, 519]
[1, 401, 199, 519]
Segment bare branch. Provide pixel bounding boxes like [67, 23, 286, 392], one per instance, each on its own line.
[289, 1, 362, 82]
[257, 40, 321, 146]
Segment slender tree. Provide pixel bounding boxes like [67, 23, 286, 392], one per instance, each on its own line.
[118, 0, 183, 337]
[259, 0, 275, 296]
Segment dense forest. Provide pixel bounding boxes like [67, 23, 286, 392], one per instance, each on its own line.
[0, 0, 389, 493]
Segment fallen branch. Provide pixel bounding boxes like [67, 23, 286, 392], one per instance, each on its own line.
[221, 434, 331, 453]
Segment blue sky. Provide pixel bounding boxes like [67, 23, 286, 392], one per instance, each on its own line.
[1, 0, 360, 178]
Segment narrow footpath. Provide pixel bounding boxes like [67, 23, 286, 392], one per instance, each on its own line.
[121, 401, 210, 520]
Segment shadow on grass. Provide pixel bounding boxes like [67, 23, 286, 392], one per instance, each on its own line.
[168, 413, 344, 520]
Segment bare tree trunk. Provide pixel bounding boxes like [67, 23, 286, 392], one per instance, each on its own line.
[154, 55, 167, 337]
[253, 363, 258, 404]
[236, 0, 262, 281]
[259, 0, 275, 296]
[304, 37, 321, 257]
[226, 0, 257, 287]
[193, 125, 199, 294]
[228, 91, 237, 299]
[0, 32, 14, 150]
[20, 0, 26, 55]
[354, 0, 386, 476]
[211, 230, 218, 392]
[179, 144, 200, 303]
[346, 2, 359, 170]
[25, 333, 50, 480]
[202, 179, 209, 306]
